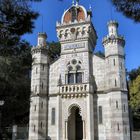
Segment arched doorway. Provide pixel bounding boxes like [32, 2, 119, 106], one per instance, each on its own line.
[68, 106, 83, 140]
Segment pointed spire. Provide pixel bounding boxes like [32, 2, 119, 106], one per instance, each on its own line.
[72, 0, 74, 6]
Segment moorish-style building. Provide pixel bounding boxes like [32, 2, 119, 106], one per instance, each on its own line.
[28, 1, 130, 140]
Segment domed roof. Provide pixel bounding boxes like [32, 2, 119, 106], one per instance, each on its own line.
[61, 3, 88, 24]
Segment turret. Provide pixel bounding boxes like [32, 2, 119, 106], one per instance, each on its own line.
[56, 1, 97, 55]
[37, 32, 47, 47]
[103, 20, 127, 91]
[29, 32, 49, 140]
[108, 20, 118, 36]
[31, 32, 49, 95]
[55, 1, 98, 88]
[102, 21, 130, 140]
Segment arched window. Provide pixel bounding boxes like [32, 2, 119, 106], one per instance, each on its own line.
[115, 79, 117, 87]
[67, 59, 83, 84]
[76, 72, 82, 83]
[113, 59, 116, 66]
[117, 123, 120, 131]
[42, 64, 45, 71]
[123, 104, 126, 112]
[33, 125, 36, 132]
[41, 122, 43, 129]
[98, 106, 103, 124]
[41, 102, 43, 109]
[68, 73, 74, 84]
[51, 108, 55, 125]
[36, 67, 38, 74]
[34, 105, 36, 111]
[116, 101, 119, 109]
[41, 82, 43, 89]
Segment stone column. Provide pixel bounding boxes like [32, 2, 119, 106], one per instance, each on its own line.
[83, 120, 86, 140]
[74, 73, 76, 83]
[12, 125, 17, 140]
[65, 120, 68, 140]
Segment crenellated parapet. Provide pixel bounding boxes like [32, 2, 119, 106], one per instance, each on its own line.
[102, 20, 125, 46]
[31, 46, 48, 55]
[102, 35, 125, 46]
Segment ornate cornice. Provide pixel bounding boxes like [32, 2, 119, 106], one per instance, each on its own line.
[31, 46, 48, 55]
[102, 35, 125, 46]
[105, 54, 125, 59]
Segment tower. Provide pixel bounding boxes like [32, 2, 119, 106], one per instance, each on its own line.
[53, 1, 97, 140]
[103, 21, 127, 91]
[29, 33, 49, 140]
[103, 21, 130, 140]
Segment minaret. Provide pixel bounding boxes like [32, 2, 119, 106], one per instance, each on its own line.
[103, 21, 130, 140]
[29, 33, 49, 140]
[103, 20, 127, 91]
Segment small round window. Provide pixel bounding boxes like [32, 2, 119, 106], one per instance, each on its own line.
[71, 59, 77, 65]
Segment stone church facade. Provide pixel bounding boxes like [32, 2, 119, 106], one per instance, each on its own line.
[29, 1, 130, 140]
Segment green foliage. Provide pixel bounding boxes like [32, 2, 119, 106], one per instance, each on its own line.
[0, 41, 31, 126]
[112, 0, 140, 22]
[128, 67, 140, 81]
[128, 67, 140, 130]
[0, 0, 39, 49]
[48, 41, 61, 62]
[129, 75, 140, 118]
[0, 0, 39, 138]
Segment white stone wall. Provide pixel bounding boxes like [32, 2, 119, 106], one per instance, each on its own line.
[29, 96, 48, 140]
[48, 96, 58, 140]
[93, 55, 105, 91]
[49, 58, 61, 94]
[97, 91, 130, 140]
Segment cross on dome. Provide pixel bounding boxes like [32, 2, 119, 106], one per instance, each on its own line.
[72, 0, 80, 6]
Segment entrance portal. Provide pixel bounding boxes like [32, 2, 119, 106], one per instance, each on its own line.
[68, 106, 83, 140]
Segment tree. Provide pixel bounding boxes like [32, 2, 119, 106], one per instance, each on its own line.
[129, 75, 140, 116]
[112, 0, 140, 22]
[128, 67, 140, 81]
[48, 41, 61, 62]
[0, 0, 41, 138]
[0, 0, 39, 54]
[128, 66, 140, 130]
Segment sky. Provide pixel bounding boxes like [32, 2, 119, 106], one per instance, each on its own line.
[23, 0, 140, 71]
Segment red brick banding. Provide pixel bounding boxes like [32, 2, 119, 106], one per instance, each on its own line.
[63, 7, 86, 23]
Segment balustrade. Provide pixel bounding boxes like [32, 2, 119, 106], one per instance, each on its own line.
[60, 84, 89, 93]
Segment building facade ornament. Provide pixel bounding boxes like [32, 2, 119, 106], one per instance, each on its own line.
[28, 2, 131, 140]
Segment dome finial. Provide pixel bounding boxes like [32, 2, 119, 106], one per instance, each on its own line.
[72, 0, 74, 5]
[76, 0, 79, 6]
[89, 4, 92, 11]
